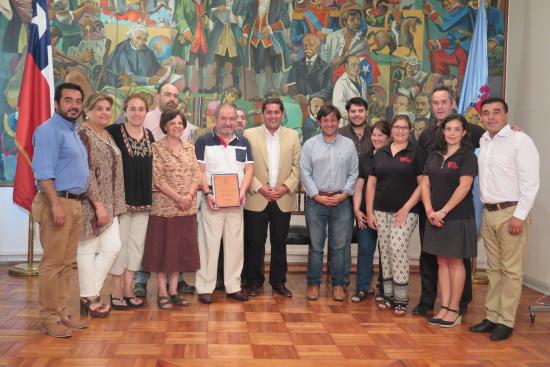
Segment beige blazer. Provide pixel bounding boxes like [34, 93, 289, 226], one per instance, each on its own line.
[244, 126, 301, 212]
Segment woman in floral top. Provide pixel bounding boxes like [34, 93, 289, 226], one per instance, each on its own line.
[107, 92, 154, 310]
[142, 109, 201, 310]
[77, 92, 126, 318]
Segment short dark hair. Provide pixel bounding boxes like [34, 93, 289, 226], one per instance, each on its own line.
[159, 108, 187, 133]
[316, 104, 341, 121]
[157, 82, 175, 95]
[262, 97, 284, 113]
[371, 120, 390, 137]
[434, 113, 472, 153]
[431, 85, 452, 98]
[345, 97, 368, 112]
[391, 114, 412, 129]
[55, 83, 84, 103]
[480, 97, 508, 113]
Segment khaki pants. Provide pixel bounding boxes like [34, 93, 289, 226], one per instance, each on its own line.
[481, 206, 531, 328]
[32, 192, 83, 324]
[195, 197, 244, 294]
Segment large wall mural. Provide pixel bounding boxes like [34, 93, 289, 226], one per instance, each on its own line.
[0, 0, 507, 185]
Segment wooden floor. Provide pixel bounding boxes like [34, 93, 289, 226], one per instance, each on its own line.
[1, 264, 550, 367]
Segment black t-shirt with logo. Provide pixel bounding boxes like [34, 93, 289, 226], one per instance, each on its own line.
[370, 141, 427, 214]
[358, 149, 375, 212]
[423, 148, 478, 220]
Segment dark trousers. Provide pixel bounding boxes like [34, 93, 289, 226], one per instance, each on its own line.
[243, 202, 291, 287]
[418, 210, 473, 309]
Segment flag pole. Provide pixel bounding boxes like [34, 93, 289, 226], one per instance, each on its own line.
[9, 213, 39, 277]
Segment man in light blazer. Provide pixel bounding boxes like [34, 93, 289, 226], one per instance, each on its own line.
[243, 97, 301, 297]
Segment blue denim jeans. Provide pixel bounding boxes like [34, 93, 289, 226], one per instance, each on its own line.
[305, 198, 353, 287]
[356, 226, 377, 292]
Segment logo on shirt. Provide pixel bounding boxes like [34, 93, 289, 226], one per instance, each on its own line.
[447, 161, 460, 170]
[399, 156, 412, 163]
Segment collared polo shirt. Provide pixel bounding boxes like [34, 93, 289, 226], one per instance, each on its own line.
[423, 148, 477, 220]
[32, 113, 89, 194]
[195, 129, 254, 186]
[371, 141, 426, 213]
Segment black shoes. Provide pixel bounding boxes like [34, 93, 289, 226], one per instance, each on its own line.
[272, 283, 292, 297]
[227, 290, 249, 301]
[490, 324, 513, 341]
[469, 319, 497, 333]
[134, 283, 147, 298]
[198, 293, 213, 304]
[412, 304, 433, 315]
[247, 284, 261, 297]
[177, 280, 196, 294]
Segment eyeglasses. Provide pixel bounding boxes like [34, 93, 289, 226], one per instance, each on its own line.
[392, 125, 410, 131]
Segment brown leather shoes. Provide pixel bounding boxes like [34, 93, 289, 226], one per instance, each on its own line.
[198, 293, 213, 304]
[227, 290, 249, 301]
[333, 286, 346, 301]
[41, 321, 72, 338]
[306, 285, 319, 300]
[61, 315, 89, 329]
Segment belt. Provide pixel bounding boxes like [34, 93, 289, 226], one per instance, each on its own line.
[484, 201, 517, 211]
[318, 191, 342, 197]
[57, 191, 85, 201]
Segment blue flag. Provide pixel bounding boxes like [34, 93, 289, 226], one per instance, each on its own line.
[458, 0, 489, 115]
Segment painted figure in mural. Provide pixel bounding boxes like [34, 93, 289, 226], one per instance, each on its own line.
[415, 92, 431, 120]
[105, 26, 162, 87]
[51, 0, 97, 54]
[367, 85, 387, 125]
[468, 0, 505, 69]
[290, 0, 340, 58]
[320, 3, 367, 67]
[302, 95, 324, 143]
[392, 56, 430, 99]
[386, 92, 411, 122]
[209, 0, 245, 93]
[284, 33, 333, 106]
[241, 0, 291, 98]
[423, 0, 475, 77]
[333, 55, 368, 123]
[439, 74, 460, 104]
[172, 0, 213, 93]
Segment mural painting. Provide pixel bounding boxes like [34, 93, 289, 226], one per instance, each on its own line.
[0, 0, 507, 185]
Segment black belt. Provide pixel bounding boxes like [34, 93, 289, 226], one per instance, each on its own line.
[484, 201, 517, 211]
[318, 191, 342, 197]
[57, 191, 85, 201]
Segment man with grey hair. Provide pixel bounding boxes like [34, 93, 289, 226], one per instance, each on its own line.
[194, 103, 254, 303]
[105, 26, 162, 87]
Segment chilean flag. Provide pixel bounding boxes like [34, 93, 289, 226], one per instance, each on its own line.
[13, 0, 54, 211]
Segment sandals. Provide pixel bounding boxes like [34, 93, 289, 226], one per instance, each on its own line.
[80, 297, 110, 318]
[157, 296, 173, 310]
[378, 298, 394, 310]
[438, 308, 462, 328]
[394, 304, 406, 316]
[429, 306, 449, 325]
[169, 293, 190, 307]
[124, 296, 144, 308]
[110, 295, 128, 310]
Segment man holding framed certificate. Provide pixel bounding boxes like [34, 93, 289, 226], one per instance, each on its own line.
[243, 98, 302, 298]
[195, 103, 254, 304]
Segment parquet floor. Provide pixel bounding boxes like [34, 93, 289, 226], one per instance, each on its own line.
[1, 264, 550, 367]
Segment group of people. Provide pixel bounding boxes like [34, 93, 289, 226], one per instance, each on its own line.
[32, 81, 539, 345]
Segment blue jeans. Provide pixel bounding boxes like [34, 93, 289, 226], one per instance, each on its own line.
[134, 270, 185, 285]
[356, 226, 377, 292]
[306, 198, 353, 287]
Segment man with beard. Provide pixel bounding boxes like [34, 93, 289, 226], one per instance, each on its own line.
[32, 83, 89, 337]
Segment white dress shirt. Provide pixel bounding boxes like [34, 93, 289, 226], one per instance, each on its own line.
[479, 124, 540, 220]
[265, 126, 280, 188]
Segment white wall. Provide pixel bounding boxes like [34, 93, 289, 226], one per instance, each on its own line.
[506, 0, 550, 294]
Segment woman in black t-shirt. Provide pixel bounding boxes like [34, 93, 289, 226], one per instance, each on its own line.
[421, 113, 478, 328]
[366, 115, 426, 316]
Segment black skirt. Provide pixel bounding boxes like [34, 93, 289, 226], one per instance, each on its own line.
[423, 218, 478, 259]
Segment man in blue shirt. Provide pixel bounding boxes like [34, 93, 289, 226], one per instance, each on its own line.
[31, 83, 89, 338]
[300, 105, 358, 301]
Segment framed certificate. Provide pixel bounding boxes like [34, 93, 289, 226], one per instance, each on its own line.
[212, 173, 240, 208]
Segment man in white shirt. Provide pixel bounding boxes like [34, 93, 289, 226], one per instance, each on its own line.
[470, 97, 540, 341]
[243, 98, 301, 297]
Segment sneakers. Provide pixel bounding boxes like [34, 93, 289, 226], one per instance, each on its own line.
[41, 321, 72, 338]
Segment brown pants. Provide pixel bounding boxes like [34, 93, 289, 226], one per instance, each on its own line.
[32, 192, 83, 324]
[481, 206, 531, 328]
